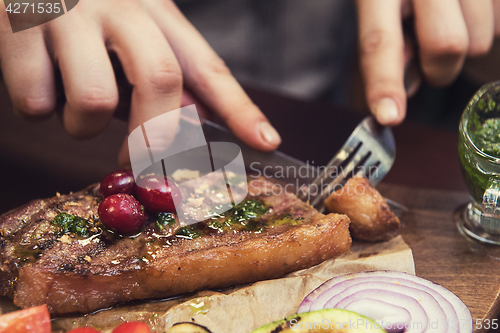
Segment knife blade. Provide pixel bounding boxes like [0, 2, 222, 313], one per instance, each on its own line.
[199, 117, 407, 216]
[200, 118, 318, 187]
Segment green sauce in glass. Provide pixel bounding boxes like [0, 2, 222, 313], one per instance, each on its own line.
[459, 136, 490, 203]
[469, 118, 500, 158]
[459, 88, 500, 203]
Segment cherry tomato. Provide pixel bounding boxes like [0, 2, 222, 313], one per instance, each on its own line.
[0, 305, 50, 333]
[100, 170, 136, 198]
[136, 175, 182, 213]
[98, 194, 145, 234]
[112, 322, 151, 333]
[67, 328, 101, 333]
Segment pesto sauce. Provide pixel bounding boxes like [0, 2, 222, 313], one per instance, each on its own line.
[51, 212, 101, 238]
[206, 199, 269, 232]
[13, 213, 100, 264]
[470, 118, 500, 158]
[176, 224, 203, 239]
[460, 90, 500, 203]
[174, 199, 306, 239]
[459, 139, 488, 203]
[154, 212, 176, 231]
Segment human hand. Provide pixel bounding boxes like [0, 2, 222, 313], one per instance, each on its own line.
[0, 0, 281, 167]
[356, 0, 500, 126]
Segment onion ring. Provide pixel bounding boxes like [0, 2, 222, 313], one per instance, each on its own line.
[298, 271, 472, 333]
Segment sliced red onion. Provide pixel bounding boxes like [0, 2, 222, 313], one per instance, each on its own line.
[298, 271, 472, 333]
[343, 299, 410, 333]
[331, 282, 446, 332]
[339, 290, 428, 333]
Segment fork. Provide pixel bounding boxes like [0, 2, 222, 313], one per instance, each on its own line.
[298, 117, 396, 212]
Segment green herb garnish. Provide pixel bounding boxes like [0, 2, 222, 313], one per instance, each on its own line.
[176, 225, 202, 239]
[51, 212, 100, 237]
[155, 212, 176, 231]
[207, 199, 269, 231]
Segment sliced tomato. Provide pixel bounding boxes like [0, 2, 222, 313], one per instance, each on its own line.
[67, 328, 101, 333]
[0, 305, 50, 333]
[112, 322, 151, 333]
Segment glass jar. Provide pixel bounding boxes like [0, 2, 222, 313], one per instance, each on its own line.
[458, 81, 500, 244]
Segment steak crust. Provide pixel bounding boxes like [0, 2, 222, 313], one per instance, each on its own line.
[0, 178, 351, 315]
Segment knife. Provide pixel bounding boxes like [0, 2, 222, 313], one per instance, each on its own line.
[200, 117, 317, 187]
[199, 116, 407, 216]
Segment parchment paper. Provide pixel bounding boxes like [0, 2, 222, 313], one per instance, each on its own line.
[42, 235, 413, 333]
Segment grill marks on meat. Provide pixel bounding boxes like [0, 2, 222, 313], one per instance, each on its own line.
[0, 179, 351, 315]
[0, 185, 104, 298]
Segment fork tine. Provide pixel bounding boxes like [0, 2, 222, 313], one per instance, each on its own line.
[302, 116, 395, 209]
[314, 139, 360, 185]
[356, 154, 380, 178]
[365, 161, 382, 183]
[309, 148, 371, 208]
[297, 138, 361, 201]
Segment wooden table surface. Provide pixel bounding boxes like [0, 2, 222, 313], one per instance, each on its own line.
[378, 184, 500, 333]
[0, 82, 498, 332]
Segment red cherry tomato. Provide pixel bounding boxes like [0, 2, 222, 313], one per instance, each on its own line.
[100, 170, 136, 198]
[112, 322, 151, 333]
[67, 328, 101, 333]
[0, 305, 50, 333]
[136, 175, 182, 213]
[98, 194, 146, 234]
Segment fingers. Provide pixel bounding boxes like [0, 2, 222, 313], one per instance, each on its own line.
[0, 24, 56, 119]
[101, 2, 183, 167]
[141, 0, 281, 151]
[49, 14, 118, 138]
[412, 0, 469, 87]
[356, 0, 406, 126]
[459, 0, 494, 57]
[358, 0, 494, 126]
[492, 0, 500, 36]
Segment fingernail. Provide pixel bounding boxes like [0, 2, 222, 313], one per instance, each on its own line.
[375, 98, 399, 124]
[259, 122, 281, 146]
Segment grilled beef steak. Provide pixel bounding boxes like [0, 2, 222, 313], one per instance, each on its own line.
[0, 178, 351, 315]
